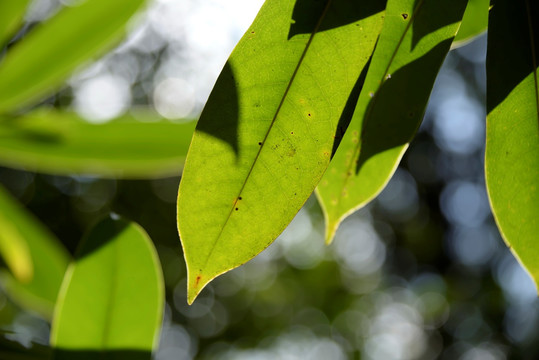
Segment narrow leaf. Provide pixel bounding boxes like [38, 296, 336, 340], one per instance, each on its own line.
[0, 109, 195, 178]
[485, 0, 539, 288]
[50, 217, 164, 359]
[0, 0, 146, 114]
[452, 0, 489, 48]
[0, 0, 32, 46]
[0, 184, 69, 319]
[178, 0, 385, 304]
[316, 0, 468, 243]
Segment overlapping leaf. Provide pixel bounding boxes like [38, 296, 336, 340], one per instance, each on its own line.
[0, 0, 31, 46]
[50, 217, 163, 359]
[0, 0, 146, 114]
[316, 0, 468, 243]
[178, 0, 386, 303]
[485, 0, 539, 288]
[0, 185, 69, 319]
[0, 110, 195, 178]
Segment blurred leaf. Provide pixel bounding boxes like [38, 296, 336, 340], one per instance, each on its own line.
[452, 0, 489, 48]
[0, 109, 195, 178]
[0, 210, 33, 283]
[50, 217, 164, 359]
[316, 0, 467, 243]
[485, 0, 539, 288]
[178, 0, 385, 304]
[0, 0, 32, 46]
[0, 184, 69, 320]
[0, 0, 146, 114]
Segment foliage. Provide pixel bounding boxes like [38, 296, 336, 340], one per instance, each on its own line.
[0, 0, 537, 358]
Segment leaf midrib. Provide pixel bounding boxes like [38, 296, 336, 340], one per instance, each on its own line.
[202, 0, 334, 270]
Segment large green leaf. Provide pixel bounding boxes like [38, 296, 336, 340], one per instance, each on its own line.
[485, 0, 539, 288]
[452, 0, 489, 48]
[0, 110, 194, 178]
[178, 0, 385, 304]
[0, 0, 146, 114]
[316, 0, 468, 243]
[0, 0, 31, 47]
[0, 185, 69, 319]
[50, 217, 164, 359]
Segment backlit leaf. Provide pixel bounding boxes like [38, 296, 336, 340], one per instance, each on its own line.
[178, 0, 385, 304]
[452, 0, 489, 48]
[485, 0, 539, 288]
[0, 0, 32, 46]
[0, 185, 69, 319]
[50, 217, 164, 359]
[0, 0, 146, 114]
[0, 109, 194, 178]
[316, 0, 467, 243]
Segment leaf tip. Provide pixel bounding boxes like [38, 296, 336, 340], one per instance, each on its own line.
[187, 272, 209, 305]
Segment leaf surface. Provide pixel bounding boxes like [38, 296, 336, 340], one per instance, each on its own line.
[452, 0, 489, 48]
[178, 0, 385, 303]
[316, 0, 468, 243]
[0, 185, 69, 319]
[50, 217, 163, 359]
[0, 0, 31, 46]
[0, 110, 194, 178]
[0, 0, 146, 114]
[485, 0, 539, 288]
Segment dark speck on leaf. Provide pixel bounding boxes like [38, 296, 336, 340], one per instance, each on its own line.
[402, 13, 408, 19]
[238, 197, 242, 200]
[235, 208, 239, 211]
[291, 132, 294, 134]
[258, 142, 262, 145]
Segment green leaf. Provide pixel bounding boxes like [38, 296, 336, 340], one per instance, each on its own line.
[0, 0, 146, 114]
[452, 0, 489, 48]
[485, 0, 539, 288]
[178, 0, 385, 304]
[0, 0, 32, 47]
[0, 109, 195, 178]
[0, 184, 69, 319]
[50, 217, 164, 359]
[316, 0, 468, 243]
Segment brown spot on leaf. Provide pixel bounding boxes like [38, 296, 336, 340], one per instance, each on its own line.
[402, 13, 408, 19]
[195, 275, 201, 286]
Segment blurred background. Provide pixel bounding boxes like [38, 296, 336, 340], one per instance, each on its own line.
[1, 0, 539, 359]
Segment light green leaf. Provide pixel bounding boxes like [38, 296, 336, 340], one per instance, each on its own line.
[316, 0, 468, 243]
[452, 0, 489, 48]
[50, 217, 164, 359]
[0, 0, 32, 47]
[0, 184, 69, 319]
[0, 0, 146, 114]
[178, 0, 385, 304]
[485, 0, 539, 288]
[0, 109, 195, 178]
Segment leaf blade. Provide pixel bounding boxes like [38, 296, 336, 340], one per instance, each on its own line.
[452, 0, 489, 48]
[0, 0, 146, 114]
[50, 217, 164, 358]
[0, 0, 32, 47]
[485, 0, 539, 288]
[316, 0, 468, 243]
[0, 110, 194, 178]
[178, 0, 385, 303]
[0, 184, 69, 319]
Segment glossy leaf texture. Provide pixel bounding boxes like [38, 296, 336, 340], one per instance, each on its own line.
[50, 217, 164, 359]
[0, 0, 31, 46]
[485, 0, 539, 288]
[178, 0, 386, 304]
[317, 0, 468, 243]
[0, 185, 69, 319]
[0, 0, 146, 114]
[0, 110, 195, 178]
[452, 0, 489, 48]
